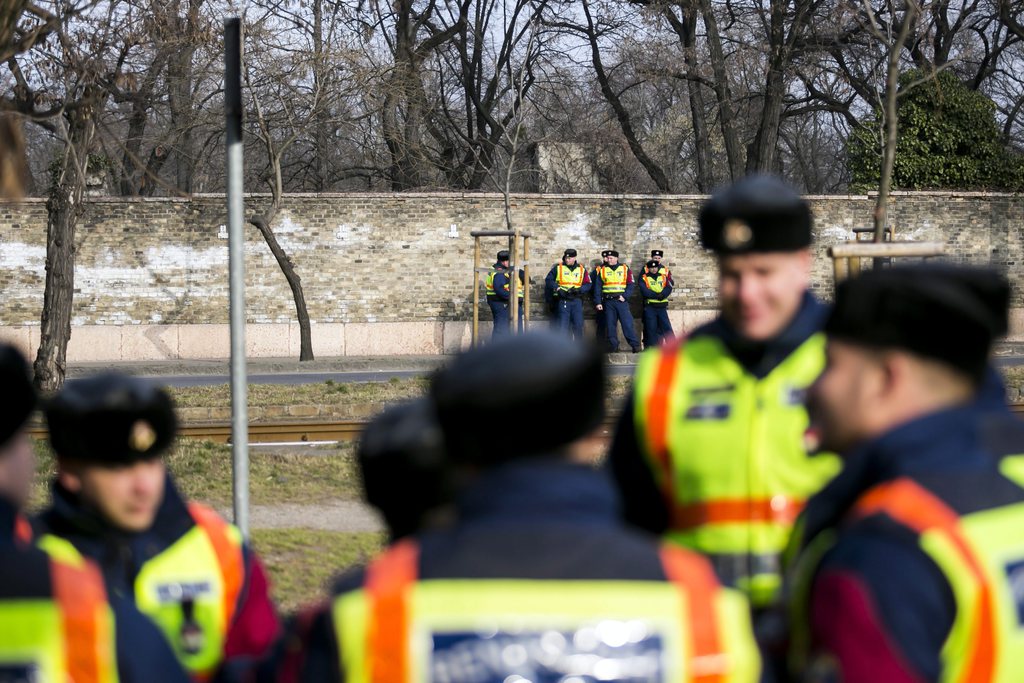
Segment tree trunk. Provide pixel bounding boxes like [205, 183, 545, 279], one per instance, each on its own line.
[697, 0, 744, 179]
[34, 106, 97, 391]
[312, 0, 328, 191]
[583, 0, 672, 192]
[746, 0, 789, 174]
[663, 2, 714, 191]
[250, 205, 314, 361]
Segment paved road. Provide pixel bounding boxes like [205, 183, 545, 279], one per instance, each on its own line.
[148, 363, 642, 387]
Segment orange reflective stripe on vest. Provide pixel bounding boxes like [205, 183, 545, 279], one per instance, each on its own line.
[851, 478, 996, 683]
[188, 503, 245, 630]
[556, 264, 584, 288]
[598, 265, 628, 293]
[365, 539, 418, 683]
[15, 514, 32, 544]
[646, 338, 685, 503]
[673, 497, 804, 530]
[51, 558, 117, 683]
[659, 545, 726, 683]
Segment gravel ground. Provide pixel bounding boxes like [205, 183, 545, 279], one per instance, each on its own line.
[217, 501, 385, 532]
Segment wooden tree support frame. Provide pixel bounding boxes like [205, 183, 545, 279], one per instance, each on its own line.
[827, 241, 947, 282]
[470, 230, 533, 347]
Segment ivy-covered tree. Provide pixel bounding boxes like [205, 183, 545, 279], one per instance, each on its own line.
[848, 70, 1024, 192]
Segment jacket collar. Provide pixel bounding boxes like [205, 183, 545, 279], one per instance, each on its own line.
[457, 458, 622, 527]
[699, 291, 827, 378]
[796, 402, 992, 550]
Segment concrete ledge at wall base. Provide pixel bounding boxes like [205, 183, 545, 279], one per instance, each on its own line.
[1, 309, 1022, 362]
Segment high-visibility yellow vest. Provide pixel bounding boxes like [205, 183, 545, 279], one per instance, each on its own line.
[331, 540, 761, 683]
[555, 263, 585, 291]
[38, 503, 244, 681]
[0, 550, 119, 683]
[789, 476, 1024, 682]
[632, 333, 841, 606]
[488, 269, 524, 300]
[485, 269, 500, 297]
[597, 264, 629, 294]
[643, 269, 670, 304]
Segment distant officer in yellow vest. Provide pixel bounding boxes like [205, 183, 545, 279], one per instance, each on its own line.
[0, 346, 188, 683]
[639, 258, 675, 347]
[272, 331, 763, 682]
[786, 263, 1024, 683]
[33, 374, 280, 681]
[607, 175, 841, 608]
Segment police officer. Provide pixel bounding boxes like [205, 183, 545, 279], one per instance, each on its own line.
[594, 249, 611, 347]
[494, 252, 526, 334]
[274, 331, 762, 682]
[0, 346, 188, 682]
[544, 248, 592, 339]
[650, 249, 673, 283]
[485, 250, 512, 338]
[638, 258, 675, 347]
[607, 175, 841, 608]
[787, 263, 1024, 682]
[593, 249, 641, 353]
[34, 374, 280, 681]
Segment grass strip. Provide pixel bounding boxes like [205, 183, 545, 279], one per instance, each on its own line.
[252, 529, 384, 613]
[30, 440, 362, 510]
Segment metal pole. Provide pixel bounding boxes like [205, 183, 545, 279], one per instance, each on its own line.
[523, 236, 530, 330]
[472, 237, 480, 347]
[225, 17, 249, 540]
[509, 231, 519, 333]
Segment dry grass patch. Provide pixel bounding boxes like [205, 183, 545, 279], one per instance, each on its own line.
[168, 378, 430, 409]
[253, 529, 384, 613]
[29, 440, 362, 511]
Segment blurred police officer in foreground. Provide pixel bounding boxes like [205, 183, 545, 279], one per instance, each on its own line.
[545, 248, 592, 339]
[608, 175, 841, 608]
[785, 264, 1024, 683]
[0, 346, 188, 682]
[276, 331, 762, 682]
[32, 374, 279, 681]
[355, 397, 451, 541]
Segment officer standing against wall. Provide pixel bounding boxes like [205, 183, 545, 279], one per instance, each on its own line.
[786, 263, 1024, 683]
[486, 250, 524, 337]
[593, 249, 641, 353]
[607, 175, 841, 609]
[544, 248, 592, 339]
[650, 249, 672, 280]
[33, 374, 280, 681]
[0, 346, 188, 683]
[485, 250, 512, 338]
[638, 258, 674, 347]
[272, 331, 763, 682]
[594, 249, 611, 346]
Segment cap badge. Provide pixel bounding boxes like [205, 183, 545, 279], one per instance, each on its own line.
[129, 419, 157, 452]
[723, 220, 753, 249]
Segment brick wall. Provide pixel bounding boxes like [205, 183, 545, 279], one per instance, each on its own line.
[1, 191, 1021, 359]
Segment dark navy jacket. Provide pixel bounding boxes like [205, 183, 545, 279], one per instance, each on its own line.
[270, 459, 734, 683]
[607, 292, 829, 533]
[788, 400, 1024, 682]
[1, 496, 189, 682]
[492, 266, 525, 302]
